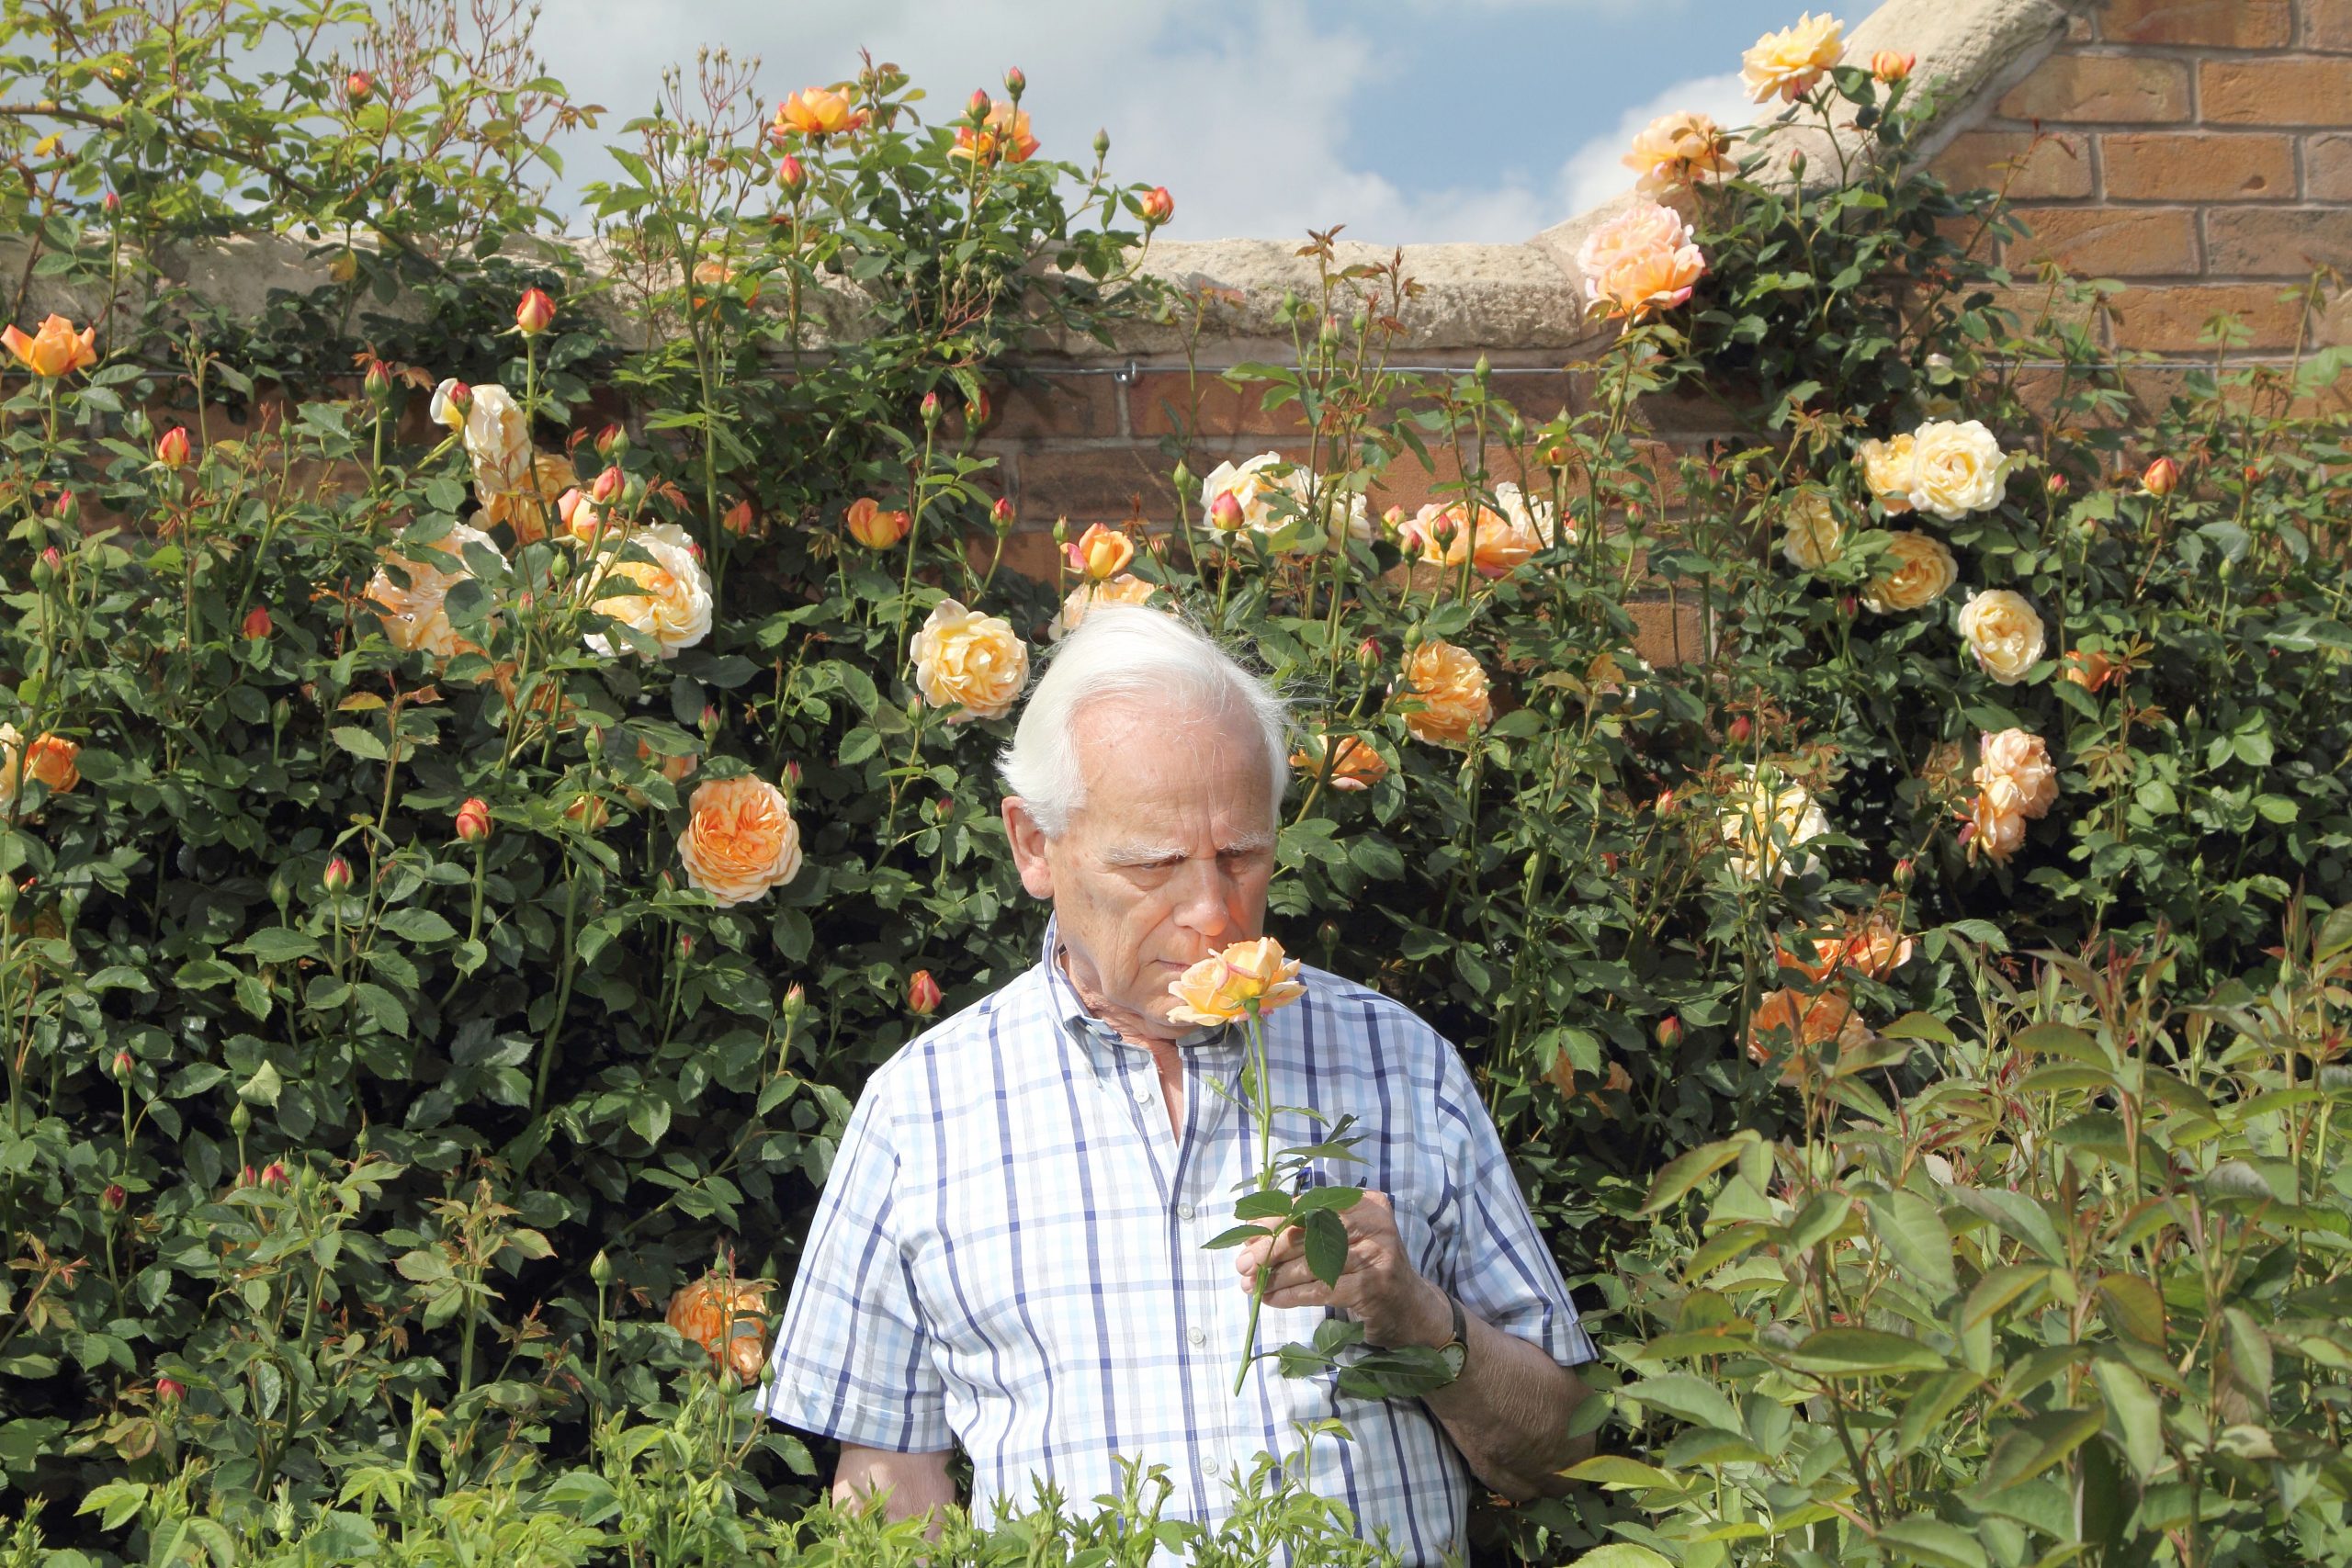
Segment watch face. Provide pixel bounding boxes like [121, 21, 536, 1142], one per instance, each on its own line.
[1439, 1341, 1467, 1380]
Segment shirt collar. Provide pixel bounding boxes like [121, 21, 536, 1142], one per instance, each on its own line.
[1037, 916, 1238, 1080]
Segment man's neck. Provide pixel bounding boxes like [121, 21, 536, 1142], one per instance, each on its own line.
[1056, 942, 1179, 1055]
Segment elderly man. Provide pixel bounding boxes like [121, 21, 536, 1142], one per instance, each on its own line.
[762, 606, 1598, 1561]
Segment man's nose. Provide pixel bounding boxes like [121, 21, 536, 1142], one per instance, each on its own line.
[1170, 861, 1236, 939]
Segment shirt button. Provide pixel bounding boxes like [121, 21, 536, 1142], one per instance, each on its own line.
[1187, 1325, 1206, 1347]
[1134, 1082, 1154, 1102]
[1178, 1201, 1196, 1220]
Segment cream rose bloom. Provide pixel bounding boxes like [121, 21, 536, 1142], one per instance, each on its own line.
[1974, 728, 2058, 818]
[1780, 491, 1843, 570]
[1497, 481, 1569, 548]
[1720, 765, 1829, 880]
[1908, 419, 2007, 522]
[1400, 639, 1493, 747]
[367, 522, 504, 661]
[1858, 434, 1916, 514]
[910, 598, 1029, 722]
[1956, 589, 2047, 684]
[1575, 200, 1707, 321]
[1199, 453, 1367, 549]
[677, 775, 803, 907]
[1051, 573, 1159, 641]
[1623, 110, 1734, 195]
[1743, 11, 1845, 104]
[1861, 531, 1958, 613]
[584, 522, 713, 660]
[1968, 785, 2029, 864]
[461, 383, 535, 498]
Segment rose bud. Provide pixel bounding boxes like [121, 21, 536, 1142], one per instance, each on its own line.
[677, 931, 695, 961]
[53, 489, 79, 528]
[155, 1377, 185, 1404]
[1209, 491, 1244, 532]
[103, 189, 120, 215]
[238, 605, 271, 640]
[101, 1183, 126, 1213]
[966, 86, 992, 121]
[590, 1250, 613, 1288]
[514, 287, 557, 338]
[430, 378, 471, 430]
[775, 153, 808, 196]
[594, 423, 625, 458]
[1003, 65, 1025, 99]
[322, 854, 353, 894]
[1727, 715, 1753, 744]
[2141, 456, 2180, 497]
[783, 983, 808, 1024]
[238, 1164, 256, 1188]
[920, 389, 941, 427]
[1838, 592, 1860, 619]
[1356, 636, 1380, 668]
[1139, 186, 1174, 226]
[1655, 1015, 1682, 1049]
[1893, 856, 1917, 888]
[455, 796, 492, 844]
[990, 496, 1016, 534]
[346, 70, 373, 102]
[784, 760, 804, 790]
[591, 465, 626, 504]
[1655, 788, 1675, 816]
[37, 547, 62, 580]
[154, 425, 191, 468]
[259, 1161, 288, 1189]
[908, 969, 944, 1016]
[1871, 50, 1915, 83]
[2045, 471, 2069, 498]
[111, 1049, 133, 1078]
[1600, 852, 1620, 874]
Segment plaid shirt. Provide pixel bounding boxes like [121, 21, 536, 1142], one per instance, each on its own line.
[763, 921, 1596, 1563]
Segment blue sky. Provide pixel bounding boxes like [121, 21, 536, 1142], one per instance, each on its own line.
[533, 0, 1819, 243]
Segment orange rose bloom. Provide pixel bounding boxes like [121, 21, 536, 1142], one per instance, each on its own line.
[2059, 647, 2117, 694]
[1051, 573, 1159, 640]
[1777, 915, 1914, 985]
[845, 498, 911, 549]
[1167, 937, 1306, 1026]
[0, 725, 79, 807]
[1290, 732, 1388, 792]
[3, 314, 96, 378]
[677, 775, 804, 908]
[1966, 786, 2029, 864]
[774, 85, 865, 138]
[1747, 987, 1870, 1074]
[1404, 501, 1541, 579]
[666, 1271, 774, 1382]
[1067, 523, 1134, 581]
[1622, 110, 1733, 196]
[952, 99, 1040, 164]
[480, 452, 578, 545]
[1400, 639, 1493, 748]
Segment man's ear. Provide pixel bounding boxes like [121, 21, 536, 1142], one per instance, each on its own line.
[1001, 797, 1056, 900]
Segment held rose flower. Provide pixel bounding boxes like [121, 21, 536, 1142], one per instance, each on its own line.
[1575, 199, 1707, 322]
[367, 523, 505, 661]
[1720, 765, 1829, 881]
[1974, 728, 2059, 818]
[1861, 531, 1959, 613]
[1907, 418, 2007, 522]
[910, 599, 1029, 722]
[1052, 573, 1159, 640]
[584, 522, 714, 660]
[1167, 937, 1306, 1026]
[1290, 731, 1388, 792]
[1780, 491, 1843, 570]
[665, 1271, 774, 1382]
[1743, 11, 1846, 104]
[1956, 589, 2048, 685]
[1622, 110, 1734, 196]
[1399, 639, 1493, 747]
[1067, 523, 1134, 581]
[1857, 433, 1916, 514]
[844, 498, 911, 549]
[2, 313, 96, 378]
[460, 383, 535, 499]
[678, 775, 804, 907]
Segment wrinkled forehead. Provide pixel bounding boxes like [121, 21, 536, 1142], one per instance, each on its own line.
[1067, 694, 1274, 829]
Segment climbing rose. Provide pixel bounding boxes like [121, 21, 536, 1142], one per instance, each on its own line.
[1908, 419, 2007, 521]
[910, 599, 1029, 723]
[1743, 11, 1846, 103]
[1622, 110, 1733, 195]
[1956, 590, 2047, 685]
[1861, 531, 1958, 614]
[1575, 199, 1707, 321]
[584, 523, 713, 660]
[1, 313, 96, 378]
[677, 775, 803, 907]
[1399, 639, 1493, 748]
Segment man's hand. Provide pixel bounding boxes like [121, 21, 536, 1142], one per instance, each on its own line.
[1232, 1190, 1449, 1350]
[834, 1444, 958, 1537]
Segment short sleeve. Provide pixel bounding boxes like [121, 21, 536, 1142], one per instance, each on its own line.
[1430, 1042, 1599, 1369]
[760, 1077, 953, 1451]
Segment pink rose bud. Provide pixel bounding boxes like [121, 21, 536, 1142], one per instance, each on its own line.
[1871, 50, 1915, 83]
[103, 189, 120, 215]
[1655, 1015, 1682, 1049]
[2142, 456, 2181, 497]
[155, 1377, 185, 1403]
[784, 982, 807, 1019]
[920, 390, 941, 426]
[514, 287, 557, 337]
[362, 359, 391, 396]
[1356, 636, 1380, 667]
[591, 466, 626, 504]
[53, 490, 79, 526]
[594, 423, 624, 457]
[2045, 472, 2069, 497]
[1209, 491, 1244, 531]
[155, 425, 191, 468]
[784, 760, 804, 790]
[1139, 186, 1174, 226]
[242, 605, 272, 640]
[990, 496, 1015, 531]
[1003, 66, 1025, 98]
[1838, 593, 1860, 619]
[101, 1182, 126, 1212]
[776, 153, 808, 195]
[346, 71, 372, 102]
[700, 704, 719, 734]
[260, 1161, 288, 1189]
[908, 969, 944, 1016]
[322, 855, 353, 894]
[39, 547, 62, 576]
[111, 1049, 132, 1078]
[455, 796, 492, 844]
[1894, 856, 1917, 888]
[1655, 788, 1675, 816]
[677, 931, 695, 960]
[238, 1164, 255, 1188]
[966, 87, 992, 121]
[1727, 715, 1753, 744]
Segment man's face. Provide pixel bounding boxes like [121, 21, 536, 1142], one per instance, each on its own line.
[1003, 698, 1277, 1039]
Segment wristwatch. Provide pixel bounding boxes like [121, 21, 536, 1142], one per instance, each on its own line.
[1430, 1292, 1469, 1383]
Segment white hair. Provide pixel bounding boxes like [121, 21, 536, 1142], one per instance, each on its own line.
[998, 604, 1289, 837]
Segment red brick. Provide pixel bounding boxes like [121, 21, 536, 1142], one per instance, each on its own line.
[2199, 59, 2352, 126]
[1932, 130, 2093, 199]
[1626, 598, 1708, 669]
[2099, 0, 2290, 47]
[2203, 208, 2352, 275]
[2102, 132, 2294, 201]
[2307, 0, 2352, 52]
[2306, 132, 2352, 198]
[1010, 446, 1185, 526]
[1126, 371, 1311, 440]
[974, 376, 1121, 440]
[1997, 54, 2190, 123]
[2007, 207, 2200, 276]
[2105, 283, 2310, 351]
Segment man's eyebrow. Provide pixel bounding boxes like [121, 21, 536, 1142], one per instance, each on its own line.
[1220, 831, 1275, 855]
[1099, 843, 1188, 867]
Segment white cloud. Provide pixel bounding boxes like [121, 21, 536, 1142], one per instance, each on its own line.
[1553, 70, 1756, 220]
